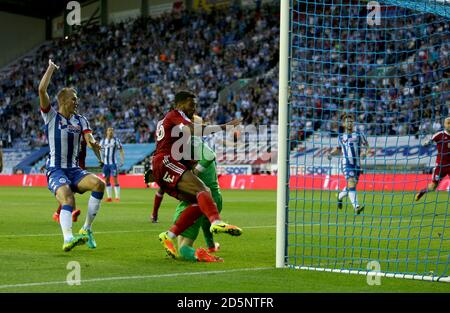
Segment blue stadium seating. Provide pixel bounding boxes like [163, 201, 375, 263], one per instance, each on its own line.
[14, 146, 49, 174]
[2, 148, 38, 174]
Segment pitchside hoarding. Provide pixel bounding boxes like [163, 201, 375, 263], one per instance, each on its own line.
[217, 165, 252, 175]
[1, 174, 448, 192]
[291, 135, 438, 168]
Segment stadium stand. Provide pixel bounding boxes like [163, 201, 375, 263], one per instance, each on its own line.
[0, 1, 448, 171]
[289, 7, 449, 137]
[0, 2, 280, 148]
[13, 146, 49, 174]
[1, 148, 38, 174]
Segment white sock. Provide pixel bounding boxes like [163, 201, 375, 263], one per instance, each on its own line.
[106, 185, 112, 199]
[114, 186, 120, 199]
[338, 187, 348, 200]
[211, 220, 223, 225]
[167, 231, 176, 239]
[83, 195, 102, 230]
[348, 189, 359, 208]
[60, 210, 74, 243]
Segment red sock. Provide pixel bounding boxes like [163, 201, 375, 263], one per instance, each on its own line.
[169, 204, 203, 236]
[56, 204, 62, 214]
[196, 191, 221, 224]
[152, 192, 164, 218]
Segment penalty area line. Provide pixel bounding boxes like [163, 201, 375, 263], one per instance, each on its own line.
[0, 225, 276, 238]
[0, 267, 273, 290]
[0, 216, 445, 239]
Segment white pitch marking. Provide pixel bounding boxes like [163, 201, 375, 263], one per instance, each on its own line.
[0, 267, 273, 290]
[0, 217, 445, 239]
[0, 225, 276, 238]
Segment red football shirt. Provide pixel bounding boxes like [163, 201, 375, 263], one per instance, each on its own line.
[154, 109, 192, 157]
[431, 130, 450, 166]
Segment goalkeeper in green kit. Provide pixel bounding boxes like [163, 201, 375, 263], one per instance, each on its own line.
[145, 133, 223, 262]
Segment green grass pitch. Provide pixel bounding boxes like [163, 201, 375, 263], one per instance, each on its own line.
[0, 186, 448, 292]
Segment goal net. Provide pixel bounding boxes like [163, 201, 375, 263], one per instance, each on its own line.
[277, 0, 449, 282]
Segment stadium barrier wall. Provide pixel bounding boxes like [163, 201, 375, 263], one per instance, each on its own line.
[0, 174, 449, 191]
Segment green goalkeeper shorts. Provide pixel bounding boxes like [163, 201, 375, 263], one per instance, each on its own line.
[173, 190, 223, 241]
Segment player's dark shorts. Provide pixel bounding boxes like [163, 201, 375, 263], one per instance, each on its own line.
[343, 166, 362, 181]
[152, 154, 187, 200]
[46, 167, 90, 195]
[102, 164, 118, 178]
[432, 165, 450, 183]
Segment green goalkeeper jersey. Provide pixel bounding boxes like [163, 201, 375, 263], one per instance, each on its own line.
[192, 136, 220, 193]
[173, 137, 222, 243]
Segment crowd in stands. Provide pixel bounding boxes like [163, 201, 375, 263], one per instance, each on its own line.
[289, 5, 449, 139]
[0, 2, 279, 148]
[0, 1, 449, 151]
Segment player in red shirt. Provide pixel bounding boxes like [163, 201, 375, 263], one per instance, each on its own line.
[415, 117, 450, 201]
[152, 91, 242, 258]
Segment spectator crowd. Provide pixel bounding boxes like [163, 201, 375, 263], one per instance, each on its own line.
[289, 4, 449, 140]
[0, 1, 448, 151]
[0, 2, 279, 148]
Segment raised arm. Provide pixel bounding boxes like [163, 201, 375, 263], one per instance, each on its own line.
[185, 115, 242, 137]
[38, 59, 59, 111]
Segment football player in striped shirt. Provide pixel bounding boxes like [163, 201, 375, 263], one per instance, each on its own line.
[100, 127, 125, 202]
[39, 59, 105, 252]
[328, 113, 369, 215]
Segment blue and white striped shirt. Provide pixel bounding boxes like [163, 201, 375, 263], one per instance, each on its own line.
[338, 132, 368, 168]
[100, 137, 122, 165]
[41, 106, 91, 168]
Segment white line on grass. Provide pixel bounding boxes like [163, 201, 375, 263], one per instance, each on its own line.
[0, 229, 158, 238]
[290, 217, 447, 228]
[0, 217, 445, 239]
[0, 267, 273, 290]
[0, 225, 276, 238]
[295, 255, 449, 273]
